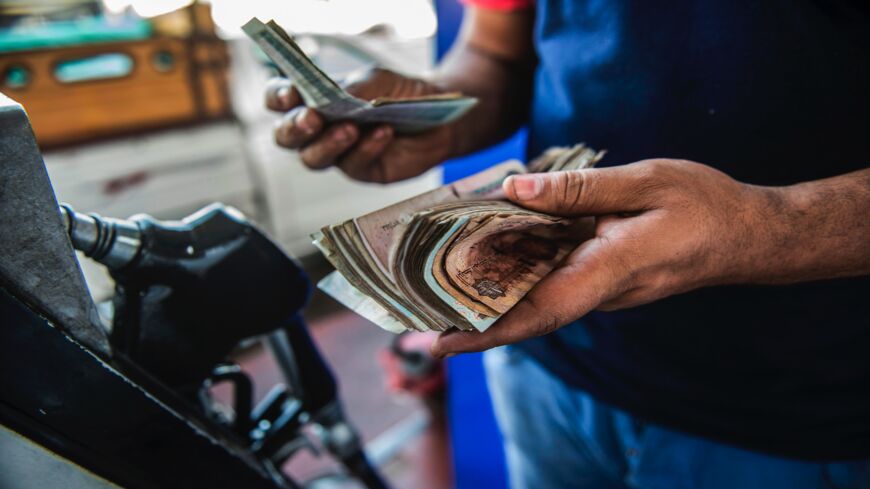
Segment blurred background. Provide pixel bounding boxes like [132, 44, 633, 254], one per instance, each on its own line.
[0, 0, 441, 299]
[0, 1, 447, 487]
[0, 1, 516, 487]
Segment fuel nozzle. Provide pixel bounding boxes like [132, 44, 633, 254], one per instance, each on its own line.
[59, 202, 312, 390]
[59, 204, 142, 270]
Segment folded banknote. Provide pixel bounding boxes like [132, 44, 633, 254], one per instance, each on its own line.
[314, 145, 605, 334]
[243, 18, 478, 134]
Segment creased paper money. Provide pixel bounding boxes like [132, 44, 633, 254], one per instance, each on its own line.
[243, 18, 478, 134]
[314, 144, 604, 334]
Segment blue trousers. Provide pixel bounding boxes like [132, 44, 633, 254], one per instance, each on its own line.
[484, 346, 870, 489]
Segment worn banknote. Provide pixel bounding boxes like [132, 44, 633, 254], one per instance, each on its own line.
[243, 18, 478, 134]
[314, 144, 604, 334]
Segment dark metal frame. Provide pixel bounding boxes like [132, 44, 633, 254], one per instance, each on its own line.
[0, 92, 292, 489]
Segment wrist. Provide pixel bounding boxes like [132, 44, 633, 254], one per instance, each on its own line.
[717, 183, 802, 286]
[703, 169, 870, 287]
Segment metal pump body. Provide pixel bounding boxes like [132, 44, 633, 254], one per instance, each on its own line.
[1, 92, 388, 489]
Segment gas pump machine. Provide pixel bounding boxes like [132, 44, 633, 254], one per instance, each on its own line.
[0, 92, 387, 489]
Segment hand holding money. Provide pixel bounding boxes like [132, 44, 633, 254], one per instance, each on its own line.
[431, 159, 777, 357]
[315, 145, 605, 335]
[246, 18, 477, 182]
[265, 69, 459, 182]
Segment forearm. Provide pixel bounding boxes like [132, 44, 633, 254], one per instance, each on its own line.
[431, 7, 535, 157]
[739, 168, 870, 284]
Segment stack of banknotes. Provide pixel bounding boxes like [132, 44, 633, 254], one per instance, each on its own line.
[243, 17, 478, 134]
[314, 145, 605, 334]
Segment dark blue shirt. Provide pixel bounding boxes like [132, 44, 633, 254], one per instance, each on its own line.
[520, 0, 870, 460]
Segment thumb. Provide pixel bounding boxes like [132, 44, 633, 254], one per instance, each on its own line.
[503, 165, 652, 216]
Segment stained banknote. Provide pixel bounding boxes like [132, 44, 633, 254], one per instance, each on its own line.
[315, 144, 604, 333]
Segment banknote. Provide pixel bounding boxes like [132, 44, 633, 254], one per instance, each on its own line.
[354, 159, 526, 278]
[243, 18, 478, 134]
[315, 162, 527, 332]
[528, 144, 606, 172]
[315, 144, 603, 334]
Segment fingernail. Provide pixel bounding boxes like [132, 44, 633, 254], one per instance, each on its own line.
[334, 125, 354, 143]
[373, 126, 390, 140]
[509, 175, 543, 200]
[443, 353, 456, 359]
[277, 86, 291, 107]
[295, 109, 314, 134]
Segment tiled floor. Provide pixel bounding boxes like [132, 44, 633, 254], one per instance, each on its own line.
[227, 307, 452, 489]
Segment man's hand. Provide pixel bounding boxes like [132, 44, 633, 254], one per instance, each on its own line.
[431, 159, 795, 357]
[265, 68, 456, 183]
[264, 7, 536, 184]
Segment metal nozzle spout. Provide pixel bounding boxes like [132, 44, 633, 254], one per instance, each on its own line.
[59, 204, 142, 270]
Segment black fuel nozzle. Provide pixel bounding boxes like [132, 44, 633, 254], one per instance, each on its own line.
[61, 203, 311, 391]
[61, 203, 389, 489]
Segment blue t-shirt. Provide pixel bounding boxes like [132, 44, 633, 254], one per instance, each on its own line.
[519, 0, 870, 460]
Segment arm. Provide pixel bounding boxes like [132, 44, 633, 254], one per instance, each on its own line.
[431, 160, 870, 356]
[434, 6, 536, 156]
[264, 6, 536, 182]
[739, 169, 870, 284]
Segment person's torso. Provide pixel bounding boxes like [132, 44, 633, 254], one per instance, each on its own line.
[521, 0, 870, 460]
